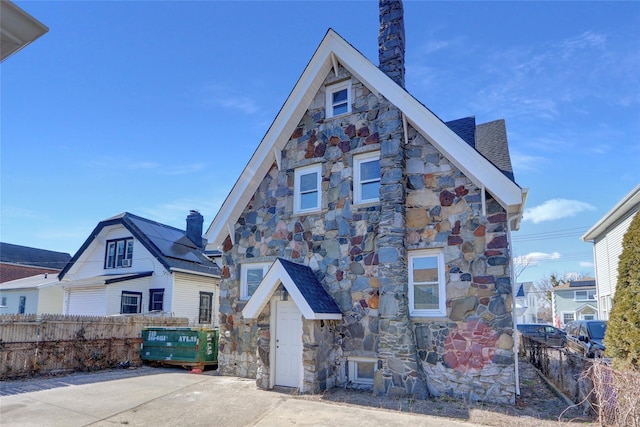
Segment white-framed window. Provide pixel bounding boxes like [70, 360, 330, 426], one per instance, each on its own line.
[563, 312, 575, 325]
[348, 357, 377, 385]
[241, 262, 271, 300]
[120, 291, 141, 314]
[294, 164, 322, 214]
[354, 151, 380, 204]
[326, 80, 351, 118]
[105, 238, 133, 269]
[408, 249, 446, 317]
[574, 290, 596, 301]
[18, 296, 26, 314]
[1, 296, 7, 306]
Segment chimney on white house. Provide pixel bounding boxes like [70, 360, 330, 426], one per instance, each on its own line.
[378, 0, 405, 88]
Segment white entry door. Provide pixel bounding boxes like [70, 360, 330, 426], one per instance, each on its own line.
[275, 299, 302, 387]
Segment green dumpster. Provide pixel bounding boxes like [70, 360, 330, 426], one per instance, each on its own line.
[140, 327, 218, 369]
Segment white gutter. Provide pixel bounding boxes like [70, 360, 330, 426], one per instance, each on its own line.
[507, 214, 521, 396]
[170, 268, 220, 279]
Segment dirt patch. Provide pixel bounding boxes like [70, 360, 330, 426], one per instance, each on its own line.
[306, 358, 597, 426]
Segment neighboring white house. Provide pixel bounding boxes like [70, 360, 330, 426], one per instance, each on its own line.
[582, 184, 640, 320]
[515, 282, 539, 324]
[58, 211, 221, 326]
[0, 273, 64, 314]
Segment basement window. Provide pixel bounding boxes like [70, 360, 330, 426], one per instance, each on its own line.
[348, 357, 377, 385]
[326, 80, 351, 118]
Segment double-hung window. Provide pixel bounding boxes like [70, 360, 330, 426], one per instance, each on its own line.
[241, 262, 271, 300]
[149, 288, 164, 312]
[120, 291, 142, 314]
[354, 151, 380, 204]
[199, 292, 213, 323]
[408, 250, 446, 317]
[326, 80, 351, 118]
[105, 238, 134, 269]
[294, 164, 322, 214]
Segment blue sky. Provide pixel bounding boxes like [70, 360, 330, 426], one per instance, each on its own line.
[2, 1, 639, 286]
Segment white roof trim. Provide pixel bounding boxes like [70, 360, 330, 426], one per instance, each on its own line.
[242, 259, 341, 320]
[582, 184, 640, 241]
[205, 29, 525, 248]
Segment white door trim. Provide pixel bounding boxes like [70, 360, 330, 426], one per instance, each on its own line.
[269, 296, 303, 390]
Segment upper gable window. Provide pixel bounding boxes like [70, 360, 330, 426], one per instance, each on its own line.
[105, 238, 133, 269]
[326, 80, 351, 118]
[241, 262, 271, 300]
[408, 249, 446, 317]
[294, 164, 322, 214]
[354, 151, 380, 204]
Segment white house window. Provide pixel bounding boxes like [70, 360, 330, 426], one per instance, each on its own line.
[563, 312, 575, 325]
[294, 164, 322, 214]
[354, 151, 380, 204]
[574, 290, 596, 301]
[120, 291, 141, 314]
[1, 296, 7, 306]
[241, 262, 271, 300]
[105, 238, 133, 269]
[326, 80, 351, 118]
[149, 288, 164, 312]
[348, 357, 377, 385]
[199, 292, 213, 323]
[408, 250, 446, 317]
[18, 296, 26, 314]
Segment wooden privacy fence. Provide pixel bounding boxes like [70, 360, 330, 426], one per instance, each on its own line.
[0, 314, 188, 379]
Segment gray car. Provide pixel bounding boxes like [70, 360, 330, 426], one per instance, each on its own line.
[517, 323, 566, 347]
[564, 320, 607, 358]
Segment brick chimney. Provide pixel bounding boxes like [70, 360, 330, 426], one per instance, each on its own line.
[378, 0, 405, 88]
[186, 210, 205, 250]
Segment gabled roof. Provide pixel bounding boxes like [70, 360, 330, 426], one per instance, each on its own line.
[582, 184, 640, 241]
[59, 212, 220, 280]
[0, 242, 71, 269]
[242, 258, 342, 320]
[205, 29, 526, 249]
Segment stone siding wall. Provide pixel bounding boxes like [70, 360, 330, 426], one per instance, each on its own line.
[218, 65, 515, 403]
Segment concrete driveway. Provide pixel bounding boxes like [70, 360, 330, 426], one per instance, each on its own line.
[0, 367, 478, 427]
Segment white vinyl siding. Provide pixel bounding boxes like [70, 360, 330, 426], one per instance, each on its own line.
[104, 277, 152, 315]
[173, 272, 219, 327]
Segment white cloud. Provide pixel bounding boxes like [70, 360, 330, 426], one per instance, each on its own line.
[580, 261, 594, 268]
[514, 251, 561, 267]
[523, 199, 595, 223]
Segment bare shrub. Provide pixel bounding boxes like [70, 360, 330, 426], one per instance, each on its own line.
[590, 361, 640, 427]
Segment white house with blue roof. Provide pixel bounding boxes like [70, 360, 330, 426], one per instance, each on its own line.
[57, 211, 221, 326]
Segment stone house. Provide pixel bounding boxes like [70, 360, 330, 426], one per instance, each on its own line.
[204, 1, 527, 404]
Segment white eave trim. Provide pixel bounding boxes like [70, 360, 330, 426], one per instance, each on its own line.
[170, 267, 221, 279]
[582, 183, 640, 241]
[205, 29, 526, 248]
[242, 259, 341, 320]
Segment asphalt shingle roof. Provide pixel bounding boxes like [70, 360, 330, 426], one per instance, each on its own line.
[277, 258, 341, 315]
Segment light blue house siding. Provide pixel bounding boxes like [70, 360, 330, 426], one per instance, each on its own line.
[550, 279, 598, 328]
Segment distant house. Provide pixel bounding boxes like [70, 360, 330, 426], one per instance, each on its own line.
[582, 184, 640, 320]
[204, 2, 526, 404]
[0, 242, 71, 283]
[550, 279, 598, 328]
[0, 0, 48, 62]
[515, 282, 539, 324]
[0, 273, 63, 314]
[58, 211, 221, 326]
